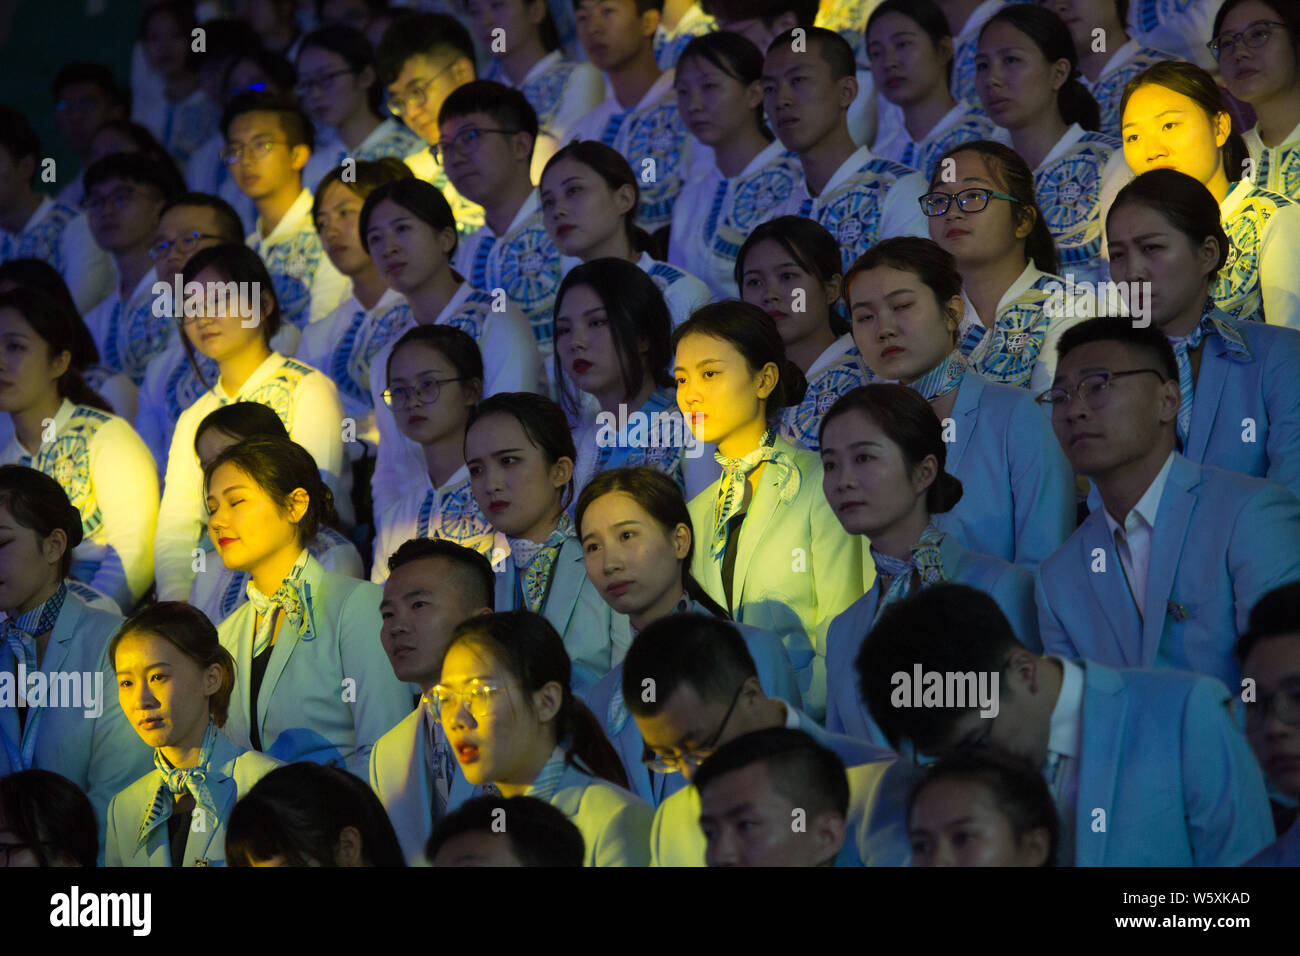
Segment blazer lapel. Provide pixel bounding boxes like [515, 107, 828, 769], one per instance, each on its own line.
[1185, 346, 1229, 463]
[731, 461, 782, 608]
[543, 538, 586, 636]
[40, 599, 78, 675]
[254, 562, 326, 742]
[389, 710, 434, 853]
[945, 372, 982, 473]
[1141, 458, 1197, 666]
[1074, 663, 1127, 867]
[1083, 516, 1145, 666]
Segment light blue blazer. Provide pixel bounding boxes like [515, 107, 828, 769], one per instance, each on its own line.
[104, 732, 281, 866]
[582, 602, 803, 807]
[1246, 818, 1300, 866]
[648, 709, 893, 866]
[935, 370, 1075, 570]
[1068, 660, 1273, 867]
[216, 555, 413, 777]
[1038, 455, 1300, 687]
[825, 534, 1040, 745]
[369, 704, 438, 866]
[688, 434, 867, 719]
[1182, 320, 1300, 499]
[494, 536, 632, 698]
[0, 590, 153, 862]
[445, 756, 654, 867]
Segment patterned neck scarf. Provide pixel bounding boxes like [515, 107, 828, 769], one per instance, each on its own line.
[906, 349, 968, 402]
[2, 582, 67, 676]
[1169, 301, 1252, 449]
[245, 550, 314, 657]
[711, 430, 800, 563]
[508, 512, 576, 614]
[137, 719, 220, 856]
[525, 745, 571, 802]
[871, 524, 947, 623]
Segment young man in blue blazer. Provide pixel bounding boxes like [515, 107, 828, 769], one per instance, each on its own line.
[368, 538, 495, 865]
[858, 583, 1276, 866]
[622, 613, 906, 866]
[1035, 319, 1300, 687]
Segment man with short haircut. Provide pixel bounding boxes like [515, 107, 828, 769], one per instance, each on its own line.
[222, 91, 349, 328]
[369, 537, 495, 865]
[376, 12, 485, 236]
[764, 26, 928, 272]
[1036, 318, 1300, 688]
[857, 582, 1275, 866]
[438, 81, 563, 351]
[79, 154, 181, 386]
[426, 794, 586, 866]
[695, 727, 850, 867]
[1236, 583, 1300, 865]
[50, 62, 129, 209]
[0, 106, 112, 313]
[625, 613, 907, 866]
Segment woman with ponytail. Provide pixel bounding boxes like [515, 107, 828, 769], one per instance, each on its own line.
[974, 4, 1127, 285]
[105, 602, 281, 866]
[672, 302, 865, 720]
[819, 384, 1039, 744]
[0, 288, 159, 612]
[1119, 60, 1300, 327]
[436, 610, 653, 866]
[207, 436, 409, 776]
[574, 466, 801, 805]
[924, 140, 1097, 391]
[154, 242, 349, 603]
[844, 237, 1074, 569]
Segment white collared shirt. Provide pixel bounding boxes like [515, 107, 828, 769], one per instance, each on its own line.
[1102, 451, 1176, 617]
[246, 187, 349, 327]
[1242, 118, 1300, 201]
[1045, 655, 1085, 866]
[0, 195, 111, 313]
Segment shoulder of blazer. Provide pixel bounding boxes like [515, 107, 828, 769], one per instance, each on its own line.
[231, 748, 282, 785]
[56, 593, 123, 657]
[373, 706, 422, 766]
[1185, 457, 1285, 513]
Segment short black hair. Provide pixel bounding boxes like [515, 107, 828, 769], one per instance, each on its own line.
[1237, 582, 1300, 665]
[622, 612, 759, 718]
[425, 794, 585, 866]
[0, 769, 98, 867]
[162, 191, 246, 244]
[438, 80, 539, 152]
[695, 727, 850, 821]
[1055, 317, 1178, 383]
[221, 91, 315, 149]
[83, 152, 183, 203]
[0, 105, 41, 172]
[767, 25, 856, 79]
[52, 61, 128, 110]
[374, 12, 476, 87]
[386, 537, 495, 612]
[856, 584, 1025, 752]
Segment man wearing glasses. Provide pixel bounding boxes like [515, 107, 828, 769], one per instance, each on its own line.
[375, 13, 485, 238]
[622, 613, 896, 866]
[1237, 583, 1300, 865]
[221, 91, 349, 329]
[1035, 318, 1300, 690]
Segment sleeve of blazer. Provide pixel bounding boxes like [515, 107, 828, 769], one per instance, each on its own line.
[589, 792, 654, 867]
[1005, 394, 1076, 569]
[1034, 562, 1077, 660]
[1262, 329, 1300, 496]
[1179, 676, 1275, 866]
[1229, 481, 1300, 634]
[338, 584, 413, 778]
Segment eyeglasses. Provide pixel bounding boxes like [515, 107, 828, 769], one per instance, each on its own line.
[1241, 685, 1300, 731]
[79, 186, 147, 213]
[385, 62, 459, 118]
[382, 375, 466, 408]
[1035, 369, 1167, 412]
[1208, 20, 1288, 60]
[426, 680, 514, 721]
[219, 139, 289, 166]
[294, 67, 355, 98]
[430, 127, 521, 166]
[642, 683, 745, 775]
[918, 187, 1021, 218]
[149, 232, 226, 261]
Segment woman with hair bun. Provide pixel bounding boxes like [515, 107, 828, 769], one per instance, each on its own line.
[105, 601, 281, 866]
[819, 384, 1039, 745]
[206, 436, 409, 776]
[672, 302, 866, 719]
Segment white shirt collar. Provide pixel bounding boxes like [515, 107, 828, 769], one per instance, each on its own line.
[729, 138, 788, 179]
[1038, 123, 1088, 170]
[4, 195, 55, 238]
[13, 398, 76, 457]
[215, 350, 287, 401]
[1244, 116, 1300, 150]
[954, 0, 1005, 41]
[1102, 450, 1176, 538]
[114, 264, 160, 306]
[253, 187, 315, 245]
[1046, 657, 1084, 758]
[520, 50, 564, 86]
[815, 145, 873, 199]
[959, 260, 1045, 332]
[602, 68, 676, 114]
[805, 333, 859, 378]
[1096, 38, 1142, 80]
[483, 189, 541, 240]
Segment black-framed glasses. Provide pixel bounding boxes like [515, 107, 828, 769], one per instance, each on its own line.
[918, 187, 1020, 218]
[79, 186, 147, 213]
[426, 680, 514, 721]
[1035, 369, 1167, 412]
[1240, 685, 1300, 731]
[385, 62, 458, 118]
[430, 127, 521, 166]
[294, 67, 355, 98]
[219, 139, 290, 166]
[382, 375, 466, 408]
[149, 232, 225, 261]
[642, 683, 745, 775]
[1208, 20, 1288, 60]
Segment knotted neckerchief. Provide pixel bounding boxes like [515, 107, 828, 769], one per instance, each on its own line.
[905, 349, 968, 402]
[0, 583, 68, 770]
[1170, 301, 1251, 449]
[711, 430, 800, 563]
[245, 549, 314, 656]
[509, 512, 577, 614]
[870, 524, 947, 623]
[136, 719, 220, 856]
